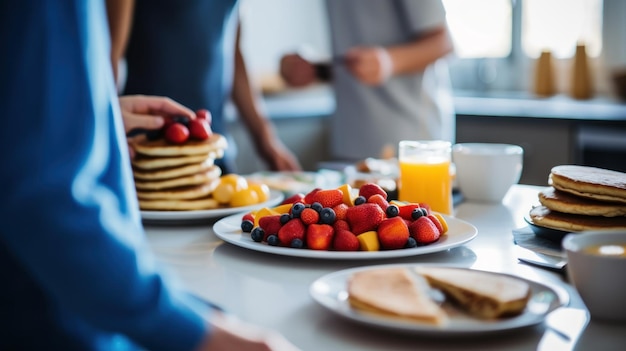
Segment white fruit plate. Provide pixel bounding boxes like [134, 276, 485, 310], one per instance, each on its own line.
[212, 213, 477, 260]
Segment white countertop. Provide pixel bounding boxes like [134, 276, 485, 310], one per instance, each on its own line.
[143, 184, 625, 351]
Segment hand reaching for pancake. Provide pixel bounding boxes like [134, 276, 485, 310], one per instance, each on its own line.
[119, 95, 196, 158]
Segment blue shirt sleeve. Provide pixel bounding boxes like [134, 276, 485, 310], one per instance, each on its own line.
[0, 2, 208, 350]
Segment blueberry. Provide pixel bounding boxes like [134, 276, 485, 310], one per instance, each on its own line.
[171, 115, 190, 127]
[250, 227, 265, 242]
[354, 196, 367, 205]
[386, 204, 399, 218]
[411, 208, 425, 220]
[279, 213, 291, 225]
[290, 238, 304, 249]
[267, 235, 279, 246]
[146, 128, 163, 141]
[310, 202, 323, 213]
[241, 220, 254, 233]
[405, 237, 417, 248]
[291, 202, 306, 218]
[319, 207, 336, 224]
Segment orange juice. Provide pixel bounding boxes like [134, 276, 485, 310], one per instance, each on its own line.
[398, 140, 452, 214]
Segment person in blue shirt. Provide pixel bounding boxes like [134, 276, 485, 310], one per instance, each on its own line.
[0, 2, 298, 350]
[110, 0, 301, 174]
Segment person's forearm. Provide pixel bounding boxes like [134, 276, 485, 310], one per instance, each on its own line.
[231, 26, 275, 147]
[387, 25, 454, 75]
[106, 0, 135, 84]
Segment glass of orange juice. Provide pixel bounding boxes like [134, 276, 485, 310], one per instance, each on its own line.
[398, 140, 452, 214]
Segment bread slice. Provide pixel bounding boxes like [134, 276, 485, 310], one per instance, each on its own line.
[347, 268, 448, 326]
[414, 266, 531, 319]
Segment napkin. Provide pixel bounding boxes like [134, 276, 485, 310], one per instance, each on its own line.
[512, 226, 565, 258]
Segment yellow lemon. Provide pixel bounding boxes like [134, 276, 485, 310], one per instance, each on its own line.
[220, 173, 248, 192]
[212, 182, 235, 204]
[230, 188, 259, 208]
[248, 182, 271, 203]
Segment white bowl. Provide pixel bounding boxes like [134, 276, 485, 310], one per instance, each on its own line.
[452, 143, 523, 203]
[563, 230, 626, 323]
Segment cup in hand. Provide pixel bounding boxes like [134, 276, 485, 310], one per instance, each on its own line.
[398, 140, 452, 215]
[452, 143, 523, 203]
[563, 230, 626, 323]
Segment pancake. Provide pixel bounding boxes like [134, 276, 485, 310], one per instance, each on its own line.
[139, 196, 220, 211]
[347, 268, 448, 326]
[131, 152, 221, 170]
[132, 133, 228, 157]
[529, 205, 626, 232]
[414, 266, 531, 319]
[549, 165, 626, 204]
[136, 180, 220, 200]
[134, 166, 221, 191]
[133, 159, 216, 181]
[538, 186, 626, 217]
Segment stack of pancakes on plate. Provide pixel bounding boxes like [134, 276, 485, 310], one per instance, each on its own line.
[529, 165, 626, 232]
[130, 133, 228, 211]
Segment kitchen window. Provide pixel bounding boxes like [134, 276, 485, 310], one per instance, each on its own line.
[443, 0, 618, 94]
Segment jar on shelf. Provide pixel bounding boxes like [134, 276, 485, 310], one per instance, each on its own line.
[570, 43, 594, 100]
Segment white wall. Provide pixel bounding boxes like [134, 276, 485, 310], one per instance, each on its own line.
[239, 0, 331, 76]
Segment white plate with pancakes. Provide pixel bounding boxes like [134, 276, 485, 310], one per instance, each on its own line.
[310, 263, 570, 335]
[212, 214, 477, 259]
[140, 190, 284, 221]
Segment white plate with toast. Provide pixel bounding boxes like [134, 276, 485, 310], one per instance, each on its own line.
[310, 263, 569, 335]
[140, 190, 284, 222]
[212, 214, 477, 260]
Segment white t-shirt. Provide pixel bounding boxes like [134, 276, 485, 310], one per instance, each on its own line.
[326, 0, 455, 161]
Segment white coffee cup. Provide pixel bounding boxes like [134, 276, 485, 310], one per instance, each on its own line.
[452, 143, 523, 203]
[563, 230, 626, 323]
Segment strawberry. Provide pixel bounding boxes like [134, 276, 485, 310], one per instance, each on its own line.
[346, 203, 385, 235]
[307, 189, 344, 208]
[195, 108, 212, 124]
[332, 203, 349, 221]
[427, 214, 444, 235]
[303, 188, 322, 204]
[332, 230, 360, 251]
[398, 203, 422, 221]
[188, 118, 212, 140]
[408, 216, 441, 245]
[367, 193, 389, 212]
[332, 219, 350, 233]
[281, 193, 305, 205]
[358, 183, 387, 200]
[164, 122, 189, 144]
[377, 216, 410, 250]
[306, 224, 334, 250]
[300, 208, 320, 226]
[277, 218, 306, 247]
[241, 212, 254, 223]
[258, 215, 283, 240]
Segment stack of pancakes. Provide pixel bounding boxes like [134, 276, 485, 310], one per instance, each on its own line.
[529, 165, 626, 232]
[130, 133, 228, 211]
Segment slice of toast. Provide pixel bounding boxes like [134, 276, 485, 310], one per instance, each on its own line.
[414, 266, 531, 319]
[347, 268, 448, 326]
